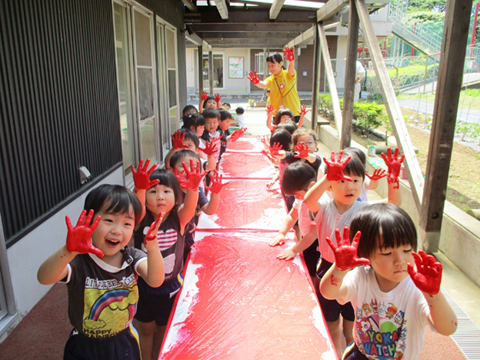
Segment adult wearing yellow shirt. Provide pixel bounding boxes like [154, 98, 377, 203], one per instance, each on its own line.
[248, 47, 301, 123]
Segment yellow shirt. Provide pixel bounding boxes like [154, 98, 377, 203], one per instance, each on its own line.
[265, 69, 300, 117]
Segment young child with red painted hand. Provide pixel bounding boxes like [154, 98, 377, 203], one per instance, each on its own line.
[170, 149, 227, 261]
[37, 184, 165, 360]
[270, 162, 319, 282]
[303, 149, 402, 358]
[165, 129, 216, 173]
[131, 160, 205, 360]
[320, 204, 457, 359]
[199, 91, 222, 113]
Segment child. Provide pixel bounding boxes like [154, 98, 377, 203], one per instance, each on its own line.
[267, 128, 292, 196]
[218, 110, 232, 159]
[201, 108, 222, 163]
[37, 183, 165, 360]
[170, 149, 226, 261]
[270, 162, 319, 282]
[266, 105, 308, 132]
[165, 129, 216, 173]
[303, 148, 403, 358]
[222, 102, 231, 111]
[132, 163, 205, 360]
[345, 147, 386, 201]
[182, 104, 198, 116]
[235, 106, 246, 129]
[182, 113, 207, 155]
[320, 203, 457, 359]
[199, 91, 221, 113]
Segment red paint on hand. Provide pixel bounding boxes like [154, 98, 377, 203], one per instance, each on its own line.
[65, 210, 104, 258]
[381, 147, 404, 189]
[131, 159, 159, 190]
[179, 159, 207, 190]
[247, 71, 261, 85]
[294, 142, 309, 159]
[199, 140, 218, 156]
[365, 168, 387, 181]
[283, 46, 295, 61]
[323, 150, 353, 182]
[325, 226, 370, 271]
[407, 250, 442, 296]
[201, 91, 208, 101]
[206, 172, 228, 194]
[270, 142, 283, 157]
[298, 104, 309, 116]
[171, 131, 190, 150]
[214, 93, 222, 104]
[144, 212, 164, 248]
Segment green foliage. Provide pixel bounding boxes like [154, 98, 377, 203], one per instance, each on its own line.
[407, 10, 445, 23]
[407, 0, 447, 12]
[318, 94, 334, 119]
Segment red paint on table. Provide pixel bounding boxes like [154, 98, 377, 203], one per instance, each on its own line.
[160, 233, 335, 359]
[218, 152, 276, 179]
[225, 137, 263, 152]
[201, 180, 286, 229]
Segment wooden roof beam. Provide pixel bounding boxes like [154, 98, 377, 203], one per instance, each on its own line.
[270, 0, 286, 19]
[181, 0, 197, 12]
[215, 0, 229, 20]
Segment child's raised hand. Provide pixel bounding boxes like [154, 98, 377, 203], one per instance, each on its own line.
[365, 168, 387, 181]
[230, 128, 247, 142]
[266, 105, 276, 116]
[206, 172, 228, 194]
[283, 46, 295, 61]
[381, 147, 404, 189]
[298, 104, 309, 116]
[65, 210, 104, 258]
[324, 150, 352, 182]
[131, 159, 160, 190]
[214, 93, 222, 104]
[407, 250, 442, 296]
[270, 142, 283, 157]
[180, 159, 207, 190]
[247, 71, 261, 85]
[294, 142, 309, 159]
[199, 140, 218, 156]
[201, 91, 208, 101]
[144, 212, 164, 248]
[172, 166, 186, 183]
[326, 227, 370, 271]
[171, 131, 190, 150]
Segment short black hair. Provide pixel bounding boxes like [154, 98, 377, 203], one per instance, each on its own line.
[266, 53, 284, 64]
[350, 203, 417, 260]
[345, 147, 366, 166]
[182, 104, 198, 116]
[270, 128, 292, 151]
[281, 162, 317, 196]
[149, 169, 182, 207]
[236, 107, 244, 114]
[223, 102, 231, 108]
[84, 184, 143, 225]
[202, 108, 220, 120]
[177, 128, 199, 149]
[275, 121, 297, 134]
[170, 149, 201, 170]
[219, 109, 232, 121]
[182, 114, 196, 130]
[274, 109, 294, 125]
[326, 151, 365, 180]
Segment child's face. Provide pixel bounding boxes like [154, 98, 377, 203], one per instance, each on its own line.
[195, 125, 205, 137]
[205, 117, 219, 134]
[91, 205, 135, 258]
[267, 60, 283, 76]
[219, 119, 230, 131]
[330, 174, 363, 208]
[146, 184, 176, 217]
[205, 99, 217, 108]
[292, 189, 307, 200]
[369, 242, 414, 292]
[296, 135, 316, 154]
[223, 104, 231, 111]
[280, 115, 292, 123]
[183, 138, 198, 152]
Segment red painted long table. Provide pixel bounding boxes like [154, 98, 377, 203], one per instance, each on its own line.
[159, 137, 337, 359]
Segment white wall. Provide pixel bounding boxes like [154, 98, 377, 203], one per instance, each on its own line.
[5, 168, 124, 320]
[186, 48, 252, 95]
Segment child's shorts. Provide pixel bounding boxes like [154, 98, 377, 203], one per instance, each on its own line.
[64, 326, 141, 360]
[302, 239, 319, 277]
[315, 258, 355, 323]
[135, 278, 178, 326]
[342, 342, 369, 360]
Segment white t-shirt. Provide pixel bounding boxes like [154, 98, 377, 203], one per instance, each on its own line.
[314, 197, 373, 263]
[293, 199, 317, 237]
[339, 266, 430, 359]
[236, 114, 246, 128]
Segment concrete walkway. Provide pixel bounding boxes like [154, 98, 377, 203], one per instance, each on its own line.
[398, 99, 480, 124]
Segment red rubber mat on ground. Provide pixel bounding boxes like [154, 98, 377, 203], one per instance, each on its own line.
[160, 232, 336, 360]
[218, 152, 276, 179]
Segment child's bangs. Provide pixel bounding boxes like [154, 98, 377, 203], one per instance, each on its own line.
[342, 153, 365, 179]
[149, 169, 182, 205]
[377, 214, 417, 251]
[102, 191, 142, 225]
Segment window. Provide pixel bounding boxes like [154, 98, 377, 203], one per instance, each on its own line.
[202, 54, 224, 88]
[255, 53, 265, 76]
